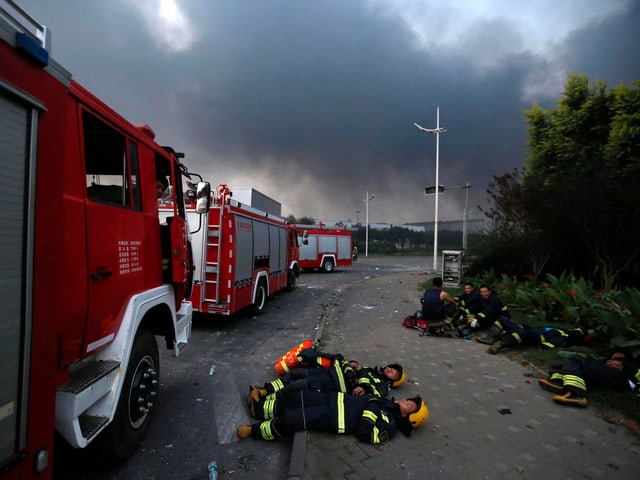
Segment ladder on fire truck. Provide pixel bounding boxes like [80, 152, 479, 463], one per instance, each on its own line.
[0, 0, 50, 50]
[203, 185, 230, 306]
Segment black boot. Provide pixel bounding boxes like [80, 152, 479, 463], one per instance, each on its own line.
[476, 325, 502, 345]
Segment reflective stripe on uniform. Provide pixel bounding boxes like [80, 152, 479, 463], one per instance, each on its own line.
[263, 396, 277, 419]
[260, 420, 276, 440]
[336, 392, 346, 433]
[540, 334, 556, 348]
[371, 426, 381, 443]
[334, 363, 347, 392]
[563, 374, 587, 392]
[270, 378, 285, 393]
[550, 372, 563, 382]
[362, 409, 377, 423]
[512, 332, 522, 344]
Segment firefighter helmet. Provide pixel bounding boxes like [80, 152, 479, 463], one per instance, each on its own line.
[408, 396, 429, 428]
[389, 364, 406, 388]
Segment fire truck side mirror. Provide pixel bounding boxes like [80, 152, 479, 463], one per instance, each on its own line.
[195, 182, 212, 213]
[302, 230, 309, 245]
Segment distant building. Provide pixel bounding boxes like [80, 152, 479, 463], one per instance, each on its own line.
[405, 218, 487, 234]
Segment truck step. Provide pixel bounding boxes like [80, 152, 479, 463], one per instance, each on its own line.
[58, 360, 120, 394]
[79, 414, 109, 440]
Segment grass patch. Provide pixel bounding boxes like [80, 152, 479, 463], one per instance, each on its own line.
[416, 279, 640, 430]
[505, 310, 640, 431]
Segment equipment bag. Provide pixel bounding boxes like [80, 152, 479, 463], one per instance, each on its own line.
[402, 315, 448, 336]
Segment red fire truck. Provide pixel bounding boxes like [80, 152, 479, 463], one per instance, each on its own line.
[184, 185, 300, 316]
[0, 1, 210, 477]
[296, 225, 353, 272]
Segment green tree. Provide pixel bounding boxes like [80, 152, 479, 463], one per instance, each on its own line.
[522, 75, 640, 286]
[478, 169, 551, 278]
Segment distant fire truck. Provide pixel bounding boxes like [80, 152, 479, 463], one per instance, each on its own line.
[0, 1, 210, 477]
[182, 185, 300, 316]
[296, 225, 353, 272]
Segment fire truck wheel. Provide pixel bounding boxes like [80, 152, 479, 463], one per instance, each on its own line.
[102, 329, 159, 461]
[251, 280, 267, 315]
[322, 258, 335, 273]
[286, 269, 297, 290]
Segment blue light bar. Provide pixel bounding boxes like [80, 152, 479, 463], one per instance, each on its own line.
[16, 31, 48, 67]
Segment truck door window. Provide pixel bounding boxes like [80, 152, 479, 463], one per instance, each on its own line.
[83, 110, 141, 210]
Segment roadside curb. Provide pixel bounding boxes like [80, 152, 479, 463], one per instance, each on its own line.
[285, 291, 335, 480]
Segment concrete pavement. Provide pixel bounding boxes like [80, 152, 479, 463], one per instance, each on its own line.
[290, 270, 640, 480]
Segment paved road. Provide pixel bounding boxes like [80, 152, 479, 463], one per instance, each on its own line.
[54, 256, 427, 479]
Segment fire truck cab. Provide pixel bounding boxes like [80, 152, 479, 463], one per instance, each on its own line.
[0, 1, 209, 477]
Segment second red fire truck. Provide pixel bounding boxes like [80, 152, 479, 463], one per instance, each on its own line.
[296, 225, 353, 272]
[185, 185, 300, 316]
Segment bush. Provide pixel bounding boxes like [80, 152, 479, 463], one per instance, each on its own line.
[469, 272, 640, 358]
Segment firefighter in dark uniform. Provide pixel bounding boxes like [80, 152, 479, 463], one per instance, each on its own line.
[350, 361, 406, 397]
[466, 285, 510, 343]
[538, 352, 640, 407]
[237, 390, 429, 444]
[454, 282, 482, 321]
[250, 358, 358, 400]
[486, 318, 589, 353]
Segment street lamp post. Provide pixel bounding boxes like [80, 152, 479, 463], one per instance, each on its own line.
[365, 191, 375, 257]
[462, 182, 470, 250]
[415, 106, 446, 272]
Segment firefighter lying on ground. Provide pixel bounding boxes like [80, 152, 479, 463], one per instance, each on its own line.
[538, 352, 640, 407]
[248, 357, 406, 409]
[474, 317, 590, 353]
[237, 389, 428, 444]
[270, 341, 405, 391]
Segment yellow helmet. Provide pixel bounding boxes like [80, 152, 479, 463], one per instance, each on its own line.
[408, 396, 429, 428]
[388, 364, 406, 388]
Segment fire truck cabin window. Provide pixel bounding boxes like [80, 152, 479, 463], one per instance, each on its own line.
[84, 110, 141, 210]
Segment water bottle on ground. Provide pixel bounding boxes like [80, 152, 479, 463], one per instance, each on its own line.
[207, 460, 218, 480]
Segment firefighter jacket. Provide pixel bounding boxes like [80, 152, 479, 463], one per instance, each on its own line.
[476, 293, 510, 329]
[356, 366, 390, 397]
[455, 290, 481, 315]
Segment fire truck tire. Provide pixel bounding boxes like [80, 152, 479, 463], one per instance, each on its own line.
[102, 328, 159, 461]
[286, 269, 297, 290]
[251, 280, 267, 315]
[321, 258, 335, 273]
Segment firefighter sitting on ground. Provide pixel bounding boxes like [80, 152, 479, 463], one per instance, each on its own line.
[462, 284, 510, 339]
[538, 351, 640, 407]
[237, 389, 428, 444]
[482, 317, 591, 354]
[421, 277, 458, 322]
[453, 282, 482, 324]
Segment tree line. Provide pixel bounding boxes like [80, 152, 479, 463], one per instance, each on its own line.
[469, 74, 640, 289]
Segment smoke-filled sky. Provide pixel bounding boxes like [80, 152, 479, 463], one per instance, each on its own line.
[20, 0, 640, 224]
